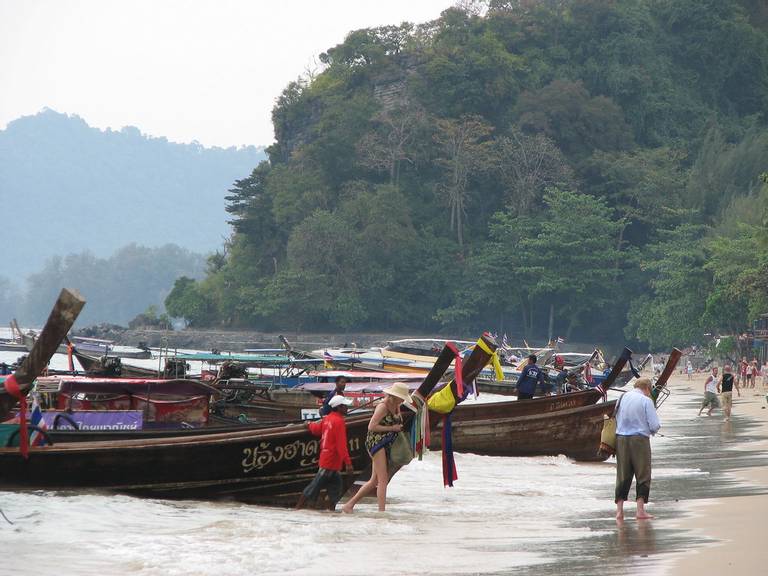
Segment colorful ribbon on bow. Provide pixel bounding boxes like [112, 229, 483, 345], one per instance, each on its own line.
[410, 393, 430, 461]
[477, 337, 504, 382]
[4, 374, 29, 459]
[441, 414, 457, 487]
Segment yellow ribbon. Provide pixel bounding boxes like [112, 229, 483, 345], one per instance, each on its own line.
[476, 337, 504, 381]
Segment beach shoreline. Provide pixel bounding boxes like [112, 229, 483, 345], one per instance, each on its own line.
[662, 375, 768, 576]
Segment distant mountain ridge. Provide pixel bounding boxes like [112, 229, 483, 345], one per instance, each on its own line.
[0, 109, 265, 278]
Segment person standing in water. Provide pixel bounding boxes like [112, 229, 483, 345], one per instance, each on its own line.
[296, 394, 354, 510]
[615, 378, 660, 521]
[342, 382, 414, 513]
[718, 364, 741, 421]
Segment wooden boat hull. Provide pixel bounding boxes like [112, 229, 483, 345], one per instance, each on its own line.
[215, 387, 603, 424]
[429, 400, 616, 462]
[40, 389, 601, 445]
[0, 414, 383, 507]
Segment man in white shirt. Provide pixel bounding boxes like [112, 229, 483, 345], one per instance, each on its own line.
[614, 378, 660, 521]
[698, 366, 720, 416]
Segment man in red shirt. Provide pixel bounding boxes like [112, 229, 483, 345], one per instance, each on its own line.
[295, 394, 354, 510]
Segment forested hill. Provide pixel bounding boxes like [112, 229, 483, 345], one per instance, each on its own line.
[0, 109, 265, 278]
[167, 0, 768, 351]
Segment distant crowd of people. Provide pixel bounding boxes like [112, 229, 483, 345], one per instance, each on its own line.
[685, 356, 767, 388]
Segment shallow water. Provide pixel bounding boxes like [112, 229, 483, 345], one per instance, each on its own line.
[1, 352, 766, 575]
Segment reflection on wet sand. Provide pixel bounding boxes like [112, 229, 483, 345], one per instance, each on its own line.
[614, 520, 657, 558]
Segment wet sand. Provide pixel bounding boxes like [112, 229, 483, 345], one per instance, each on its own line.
[664, 374, 768, 576]
[1, 366, 766, 575]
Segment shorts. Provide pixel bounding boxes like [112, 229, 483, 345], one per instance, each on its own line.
[721, 391, 733, 410]
[702, 391, 719, 408]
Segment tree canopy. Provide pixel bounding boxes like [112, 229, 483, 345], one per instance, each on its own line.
[166, 0, 768, 350]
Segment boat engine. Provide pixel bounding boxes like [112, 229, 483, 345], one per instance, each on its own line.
[163, 358, 189, 378]
[217, 361, 248, 380]
[87, 356, 122, 377]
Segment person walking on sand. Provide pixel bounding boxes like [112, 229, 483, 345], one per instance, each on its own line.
[698, 366, 720, 416]
[738, 357, 748, 388]
[745, 359, 754, 388]
[296, 394, 354, 511]
[615, 378, 660, 522]
[342, 382, 414, 513]
[717, 364, 741, 421]
[686, 360, 693, 380]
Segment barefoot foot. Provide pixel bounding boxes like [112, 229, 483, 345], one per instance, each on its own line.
[636, 512, 654, 520]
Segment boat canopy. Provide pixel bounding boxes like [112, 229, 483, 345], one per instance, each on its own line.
[172, 353, 297, 364]
[307, 370, 423, 380]
[296, 381, 421, 393]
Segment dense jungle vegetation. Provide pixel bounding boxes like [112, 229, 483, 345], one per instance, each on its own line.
[166, 0, 768, 349]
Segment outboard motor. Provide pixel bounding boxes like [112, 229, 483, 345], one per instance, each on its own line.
[163, 358, 189, 378]
[87, 356, 122, 377]
[217, 360, 248, 381]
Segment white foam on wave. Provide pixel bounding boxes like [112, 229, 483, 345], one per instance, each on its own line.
[0, 370, 718, 575]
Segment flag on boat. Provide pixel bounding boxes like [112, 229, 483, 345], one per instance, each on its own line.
[594, 382, 607, 399]
[502, 333, 510, 349]
[556, 337, 565, 344]
[29, 393, 48, 446]
[322, 350, 333, 369]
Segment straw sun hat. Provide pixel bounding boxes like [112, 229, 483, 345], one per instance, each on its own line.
[382, 382, 416, 411]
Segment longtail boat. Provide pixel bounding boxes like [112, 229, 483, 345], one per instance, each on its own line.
[426, 348, 632, 461]
[16, 320, 151, 359]
[69, 344, 162, 378]
[431, 349, 678, 462]
[0, 334, 498, 507]
[430, 400, 617, 461]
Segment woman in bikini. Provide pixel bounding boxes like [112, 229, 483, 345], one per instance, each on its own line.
[342, 382, 413, 513]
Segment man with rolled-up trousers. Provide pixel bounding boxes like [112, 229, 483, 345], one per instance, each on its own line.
[614, 377, 660, 521]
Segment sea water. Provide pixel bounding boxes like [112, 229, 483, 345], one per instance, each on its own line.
[1, 343, 766, 575]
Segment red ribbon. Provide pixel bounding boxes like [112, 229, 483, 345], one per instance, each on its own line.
[67, 342, 75, 372]
[4, 374, 29, 459]
[447, 342, 464, 398]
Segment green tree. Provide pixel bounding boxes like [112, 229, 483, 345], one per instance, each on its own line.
[626, 224, 710, 349]
[514, 79, 634, 160]
[433, 115, 494, 248]
[164, 276, 216, 327]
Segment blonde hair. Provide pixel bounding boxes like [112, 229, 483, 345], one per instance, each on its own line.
[634, 377, 652, 392]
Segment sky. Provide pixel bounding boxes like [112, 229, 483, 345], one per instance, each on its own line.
[0, 0, 456, 148]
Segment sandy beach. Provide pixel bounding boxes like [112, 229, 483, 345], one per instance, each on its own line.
[664, 373, 768, 576]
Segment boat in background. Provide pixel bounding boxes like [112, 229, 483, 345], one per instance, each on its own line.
[14, 319, 151, 359]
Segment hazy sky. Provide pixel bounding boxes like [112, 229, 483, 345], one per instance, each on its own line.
[0, 0, 456, 148]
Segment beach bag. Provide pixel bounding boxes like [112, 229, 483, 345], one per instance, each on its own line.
[389, 431, 414, 466]
[598, 396, 623, 458]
